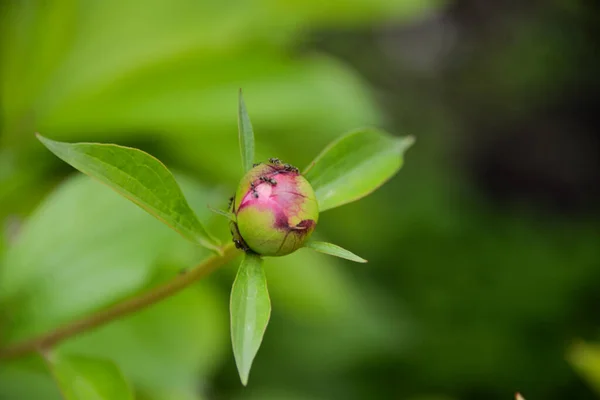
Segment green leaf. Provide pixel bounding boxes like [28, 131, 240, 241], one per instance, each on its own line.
[36, 134, 221, 252]
[568, 341, 600, 395]
[0, 355, 63, 400]
[45, 353, 134, 400]
[230, 253, 271, 386]
[238, 89, 255, 173]
[29, 52, 386, 183]
[60, 275, 228, 394]
[0, 175, 184, 340]
[136, 388, 203, 400]
[0, 174, 228, 395]
[208, 206, 235, 221]
[305, 241, 367, 263]
[304, 129, 414, 212]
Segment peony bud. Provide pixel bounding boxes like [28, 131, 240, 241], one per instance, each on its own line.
[230, 160, 319, 256]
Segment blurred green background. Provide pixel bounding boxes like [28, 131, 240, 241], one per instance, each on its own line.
[1, 0, 600, 399]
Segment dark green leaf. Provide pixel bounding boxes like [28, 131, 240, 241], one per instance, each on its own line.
[230, 253, 270, 386]
[238, 90, 255, 173]
[36, 134, 220, 252]
[304, 129, 414, 212]
[45, 353, 134, 400]
[305, 241, 367, 263]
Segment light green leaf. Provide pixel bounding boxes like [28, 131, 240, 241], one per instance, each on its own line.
[305, 241, 367, 263]
[0, 355, 63, 400]
[260, 0, 443, 27]
[304, 129, 414, 212]
[36, 134, 221, 252]
[45, 353, 134, 400]
[568, 341, 600, 395]
[238, 89, 255, 173]
[230, 253, 270, 386]
[0, 174, 228, 394]
[0, 0, 77, 137]
[60, 275, 228, 394]
[208, 206, 236, 221]
[136, 388, 203, 400]
[0, 175, 184, 340]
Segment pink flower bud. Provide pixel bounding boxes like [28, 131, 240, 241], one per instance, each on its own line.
[230, 160, 319, 256]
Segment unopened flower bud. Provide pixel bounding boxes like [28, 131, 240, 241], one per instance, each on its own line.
[230, 161, 319, 256]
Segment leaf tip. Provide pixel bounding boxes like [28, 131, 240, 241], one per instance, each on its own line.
[397, 135, 416, 153]
[35, 134, 61, 153]
[207, 204, 236, 221]
[239, 370, 249, 386]
[212, 244, 226, 257]
[305, 241, 368, 263]
[35, 132, 50, 145]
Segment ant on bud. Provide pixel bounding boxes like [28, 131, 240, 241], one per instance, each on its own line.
[283, 163, 299, 173]
[268, 157, 281, 165]
[249, 182, 259, 198]
[259, 176, 277, 186]
[233, 238, 251, 252]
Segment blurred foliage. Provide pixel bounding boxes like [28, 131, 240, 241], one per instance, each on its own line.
[1, 0, 600, 399]
[569, 342, 600, 397]
[46, 353, 135, 400]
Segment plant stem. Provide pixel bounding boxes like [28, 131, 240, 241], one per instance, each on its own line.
[0, 243, 239, 360]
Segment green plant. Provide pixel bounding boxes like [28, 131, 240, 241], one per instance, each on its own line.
[0, 91, 412, 395]
[568, 341, 600, 396]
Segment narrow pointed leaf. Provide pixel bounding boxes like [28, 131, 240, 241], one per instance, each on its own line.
[306, 241, 367, 263]
[238, 90, 255, 173]
[208, 205, 236, 221]
[45, 353, 134, 400]
[36, 134, 221, 252]
[304, 129, 414, 212]
[230, 253, 270, 386]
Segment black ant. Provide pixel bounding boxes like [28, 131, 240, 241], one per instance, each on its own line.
[231, 224, 251, 252]
[283, 163, 299, 173]
[269, 157, 281, 165]
[259, 176, 277, 186]
[249, 182, 259, 198]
